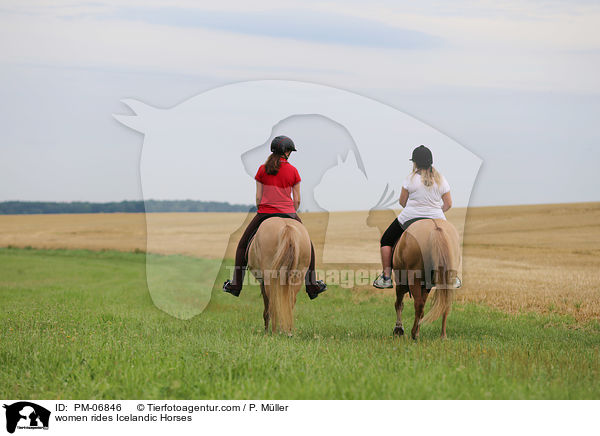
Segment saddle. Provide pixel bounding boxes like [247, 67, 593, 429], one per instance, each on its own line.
[400, 216, 429, 231]
[244, 213, 296, 262]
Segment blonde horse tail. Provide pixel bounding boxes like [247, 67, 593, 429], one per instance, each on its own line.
[421, 221, 456, 324]
[267, 221, 301, 333]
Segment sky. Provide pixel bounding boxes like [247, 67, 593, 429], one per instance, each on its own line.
[1, 0, 599, 208]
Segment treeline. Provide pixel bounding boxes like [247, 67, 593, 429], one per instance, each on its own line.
[0, 200, 256, 215]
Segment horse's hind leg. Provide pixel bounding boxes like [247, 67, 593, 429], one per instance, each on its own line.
[260, 282, 269, 333]
[441, 310, 448, 339]
[411, 284, 425, 340]
[393, 285, 406, 336]
[422, 287, 430, 311]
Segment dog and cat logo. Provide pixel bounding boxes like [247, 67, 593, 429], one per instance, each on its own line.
[3, 402, 50, 433]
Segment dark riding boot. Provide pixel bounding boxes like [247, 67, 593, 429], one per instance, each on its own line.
[306, 280, 327, 300]
[223, 280, 241, 297]
[304, 243, 326, 299]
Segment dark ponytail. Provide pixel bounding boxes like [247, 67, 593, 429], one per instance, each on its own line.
[265, 152, 282, 175]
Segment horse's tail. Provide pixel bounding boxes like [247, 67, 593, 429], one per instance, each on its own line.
[266, 221, 301, 333]
[421, 221, 456, 324]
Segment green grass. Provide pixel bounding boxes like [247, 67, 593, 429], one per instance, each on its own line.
[1, 247, 599, 399]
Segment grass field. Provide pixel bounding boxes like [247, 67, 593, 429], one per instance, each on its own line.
[1, 247, 599, 399]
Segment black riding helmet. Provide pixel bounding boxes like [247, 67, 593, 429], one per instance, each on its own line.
[271, 135, 297, 155]
[410, 145, 433, 169]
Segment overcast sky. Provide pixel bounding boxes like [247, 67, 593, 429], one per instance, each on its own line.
[1, 0, 599, 207]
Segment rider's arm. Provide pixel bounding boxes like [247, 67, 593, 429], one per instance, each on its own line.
[292, 183, 301, 211]
[399, 187, 409, 208]
[442, 191, 452, 212]
[256, 181, 263, 207]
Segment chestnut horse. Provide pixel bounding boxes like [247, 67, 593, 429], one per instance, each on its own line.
[247, 217, 312, 334]
[392, 219, 461, 339]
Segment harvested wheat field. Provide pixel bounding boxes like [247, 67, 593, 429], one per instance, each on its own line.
[1, 202, 598, 321]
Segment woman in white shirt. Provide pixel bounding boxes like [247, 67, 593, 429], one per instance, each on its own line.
[373, 145, 453, 289]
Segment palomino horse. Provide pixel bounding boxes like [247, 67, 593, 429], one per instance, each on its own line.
[392, 219, 461, 339]
[247, 217, 312, 334]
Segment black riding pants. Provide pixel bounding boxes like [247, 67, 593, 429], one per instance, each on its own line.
[380, 217, 428, 247]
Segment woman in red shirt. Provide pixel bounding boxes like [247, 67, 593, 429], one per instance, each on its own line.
[223, 136, 327, 299]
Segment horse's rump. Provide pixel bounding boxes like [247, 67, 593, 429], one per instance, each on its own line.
[248, 217, 311, 333]
[393, 219, 460, 287]
[393, 218, 461, 324]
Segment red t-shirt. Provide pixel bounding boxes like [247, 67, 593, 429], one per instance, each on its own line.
[255, 158, 301, 213]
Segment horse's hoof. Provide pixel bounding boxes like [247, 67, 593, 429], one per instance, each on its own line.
[393, 326, 404, 336]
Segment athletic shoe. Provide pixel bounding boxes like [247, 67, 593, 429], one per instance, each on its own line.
[373, 273, 393, 289]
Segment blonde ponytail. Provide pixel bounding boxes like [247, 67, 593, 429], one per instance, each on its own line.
[412, 163, 442, 188]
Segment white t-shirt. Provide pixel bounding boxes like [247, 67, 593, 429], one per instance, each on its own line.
[397, 172, 450, 225]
